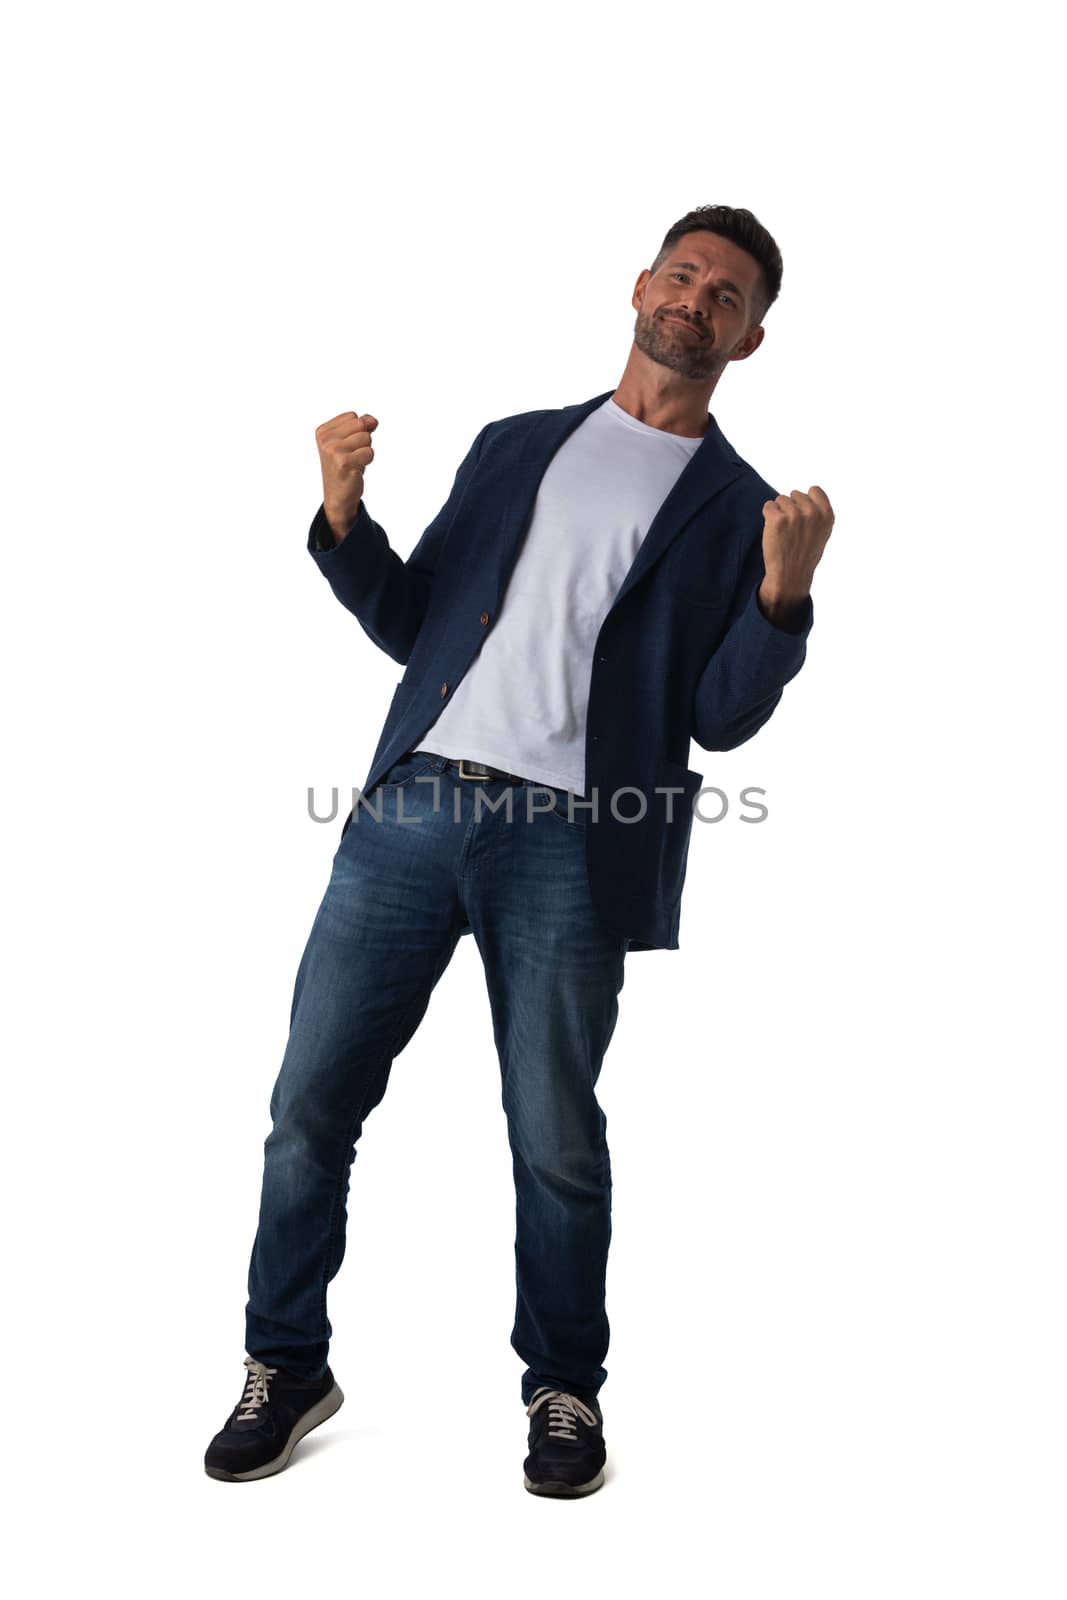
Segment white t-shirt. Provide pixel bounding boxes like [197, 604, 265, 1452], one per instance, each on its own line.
[418, 396, 704, 795]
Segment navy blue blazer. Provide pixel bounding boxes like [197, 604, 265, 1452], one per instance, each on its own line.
[306, 388, 814, 952]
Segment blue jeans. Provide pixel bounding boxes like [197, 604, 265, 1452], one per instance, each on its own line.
[244, 750, 628, 1405]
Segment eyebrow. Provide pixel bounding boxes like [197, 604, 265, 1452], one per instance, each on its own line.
[669, 262, 746, 301]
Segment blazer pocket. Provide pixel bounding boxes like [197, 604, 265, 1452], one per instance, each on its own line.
[656, 760, 704, 901]
[660, 757, 705, 797]
[385, 679, 410, 718]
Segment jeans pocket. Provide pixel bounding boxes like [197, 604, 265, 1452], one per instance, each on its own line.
[382, 751, 439, 790]
[544, 785, 586, 826]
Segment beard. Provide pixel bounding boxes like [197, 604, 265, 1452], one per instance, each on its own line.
[633, 307, 723, 380]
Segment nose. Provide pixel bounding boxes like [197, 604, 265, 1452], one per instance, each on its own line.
[670, 296, 705, 324]
[676, 284, 718, 324]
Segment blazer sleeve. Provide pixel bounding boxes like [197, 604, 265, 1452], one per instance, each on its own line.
[306, 420, 492, 664]
[690, 522, 814, 752]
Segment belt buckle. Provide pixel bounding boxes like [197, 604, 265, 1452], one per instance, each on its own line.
[458, 759, 485, 781]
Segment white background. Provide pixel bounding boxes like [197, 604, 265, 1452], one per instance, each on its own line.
[4, 1, 1062, 1595]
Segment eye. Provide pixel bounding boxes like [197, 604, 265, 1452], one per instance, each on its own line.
[671, 272, 734, 306]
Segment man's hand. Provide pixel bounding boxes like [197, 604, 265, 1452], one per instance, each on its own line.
[315, 412, 379, 543]
[757, 485, 835, 627]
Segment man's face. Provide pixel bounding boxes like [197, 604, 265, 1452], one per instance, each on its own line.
[631, 231, 766, 380]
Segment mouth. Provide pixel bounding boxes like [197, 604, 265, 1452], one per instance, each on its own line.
[664, 316, 704, 339]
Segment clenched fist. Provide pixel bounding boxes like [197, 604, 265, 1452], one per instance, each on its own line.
[315, 412, 379, 543]
[757, 485, 835, 627]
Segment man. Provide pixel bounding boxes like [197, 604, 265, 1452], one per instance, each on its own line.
[204, 204, 834, 1494]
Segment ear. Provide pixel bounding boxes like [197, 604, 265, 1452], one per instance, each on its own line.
[631, 268, 651, 312]
[730, 324, 766, 362]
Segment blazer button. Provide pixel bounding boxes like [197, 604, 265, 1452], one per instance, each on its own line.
[440, 682, 449, 697]
[480, 611, 490, 626]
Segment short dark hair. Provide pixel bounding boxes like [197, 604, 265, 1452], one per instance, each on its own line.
[649, 204, 783, 328]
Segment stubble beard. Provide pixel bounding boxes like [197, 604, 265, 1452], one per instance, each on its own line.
[633, 307, 722, 380]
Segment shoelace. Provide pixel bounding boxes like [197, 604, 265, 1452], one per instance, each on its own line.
[526, 1386, 599, 1440]
[236, 1356, 279, 1422]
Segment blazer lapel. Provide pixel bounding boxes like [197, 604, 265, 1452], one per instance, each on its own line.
[487, 389, 748, 613]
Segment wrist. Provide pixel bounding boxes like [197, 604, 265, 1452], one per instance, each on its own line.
[757, 578, 810, 629]
[323, 502, 359, 544]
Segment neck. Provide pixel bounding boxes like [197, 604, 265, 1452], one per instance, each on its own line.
[610, 357, 718, 437]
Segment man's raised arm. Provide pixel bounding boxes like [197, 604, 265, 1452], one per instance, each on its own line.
[691, 485, 833, 751]
[306, 411, 490, 664]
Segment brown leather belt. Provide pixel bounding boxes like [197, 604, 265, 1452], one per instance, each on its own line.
[411, 751, 547, 786]
[454, 757, 528, 785]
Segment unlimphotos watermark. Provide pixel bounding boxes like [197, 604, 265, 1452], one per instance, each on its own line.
[306, 779, 769, 825]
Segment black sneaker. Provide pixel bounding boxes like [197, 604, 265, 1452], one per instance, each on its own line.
[523, 1387, 606, 1497]
[204, 1356, 344, 1481]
